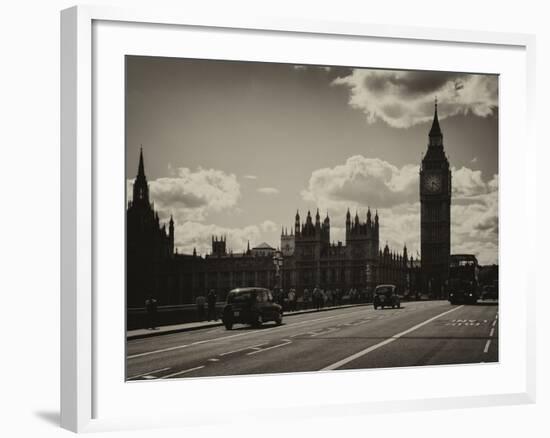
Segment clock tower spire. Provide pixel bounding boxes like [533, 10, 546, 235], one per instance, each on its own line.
[420, 100, 452, 299]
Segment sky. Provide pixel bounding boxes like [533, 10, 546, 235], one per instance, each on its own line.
[126, 56, 499, 265]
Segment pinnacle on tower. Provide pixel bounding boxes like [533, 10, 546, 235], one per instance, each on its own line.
[429, 98, 443, 141]
[137, 146, 145, 177]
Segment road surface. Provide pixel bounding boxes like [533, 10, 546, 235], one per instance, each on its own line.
[126, 300, 498, 380]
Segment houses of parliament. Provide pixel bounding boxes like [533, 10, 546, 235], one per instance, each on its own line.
[126, 103, 451, 307]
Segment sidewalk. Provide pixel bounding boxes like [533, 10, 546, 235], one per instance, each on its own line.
[127, 302, 371, 340]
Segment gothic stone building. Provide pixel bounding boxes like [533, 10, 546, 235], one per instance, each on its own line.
[278, 208, 414, 297]
[126, 148, 175, 307]
[127, 156, 421, 307]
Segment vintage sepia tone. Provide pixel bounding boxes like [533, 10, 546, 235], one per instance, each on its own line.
[125, 56, 499, 380]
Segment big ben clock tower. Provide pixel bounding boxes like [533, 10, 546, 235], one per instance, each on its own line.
[420, 101, 452, 299]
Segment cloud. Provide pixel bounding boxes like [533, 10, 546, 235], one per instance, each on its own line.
[174, 221, 277, 256]
[260, 220, 278, 233]
[243, 175, 257, 180]
[127, 167, 240, 222]
[333, 69, 498, 128]
[301, 155, 498, 264]
[452, 166, 488, 198]
[301, 155, 419, 210]
[292, 64, 354, 80]
[257, 187, 280, 195]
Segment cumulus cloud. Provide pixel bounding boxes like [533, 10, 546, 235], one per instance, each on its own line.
[301, 155, 418, 210]
[332, 69, 498, 128]
[174, 221, 276, 256]
[257, 187, 280, 195]
[127, 166, 240, 222]
[243, 175, 257, 180]
[260, 220, 278, 233]
[301, 155, 498, 264]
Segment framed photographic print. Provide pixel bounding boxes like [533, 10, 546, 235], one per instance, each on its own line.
[61, 5, 536, 433]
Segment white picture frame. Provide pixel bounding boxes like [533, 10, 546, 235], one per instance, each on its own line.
[60, 5, 536, 433]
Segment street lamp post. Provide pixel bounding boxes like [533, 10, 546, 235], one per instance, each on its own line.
[273, 251, 283, 292]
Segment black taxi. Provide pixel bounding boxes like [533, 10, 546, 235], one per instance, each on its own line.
[222, 288, 283, 330]
[373, 284, 401, 309]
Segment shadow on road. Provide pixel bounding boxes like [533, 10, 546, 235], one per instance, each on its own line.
[224, 323, 286, 331]
[373, 307, 405, 311]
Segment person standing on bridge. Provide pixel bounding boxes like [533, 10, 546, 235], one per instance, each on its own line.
[313, 286, 322, 311]
[207, 289, 217, 321]
[195, 294, 206, 321]
[145, 296, 158, 330]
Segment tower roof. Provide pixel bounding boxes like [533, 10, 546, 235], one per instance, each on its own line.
[137, 146, 146, 177]
[429, 99, 442, 139]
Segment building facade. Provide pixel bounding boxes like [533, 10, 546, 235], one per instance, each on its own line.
[127, 151, 419, 307]
[420, 101, 452, 298]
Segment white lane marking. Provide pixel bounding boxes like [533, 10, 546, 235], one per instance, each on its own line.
[484, 340, 491, 353]
[321, 305, 464, 371]
[489, 327, 495, 337]
[127, 307, 393, 359]
[247, 340, 292, 356]
[160, 366, 205, 379]
[208, 358, 220, 362]
[492, 319, 497, 327]
[219, 342, 268, 356]
[127, 367, 170, 380]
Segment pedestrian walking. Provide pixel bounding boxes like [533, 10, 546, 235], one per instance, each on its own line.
[195, 294, 206, 321]
[207, 289, 217, 321]
[145, 296, 158, 330]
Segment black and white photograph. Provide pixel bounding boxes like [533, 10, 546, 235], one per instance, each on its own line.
[125, 56, 499, 380]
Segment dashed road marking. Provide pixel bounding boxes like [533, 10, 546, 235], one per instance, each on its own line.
[219, 342, 268, 356]
[484, 340, 491, 353]
[127, 367, 170, 380]
[310, 327, 340, 337]
[127, 308, 381, 359]
[247, 340, 292, 356]
[489, 327, 495, 337]
[321, 305, 464, 370]
[160, 365, 205, 379]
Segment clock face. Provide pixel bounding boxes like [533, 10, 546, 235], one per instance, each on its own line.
[424, 174, 442, 193]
